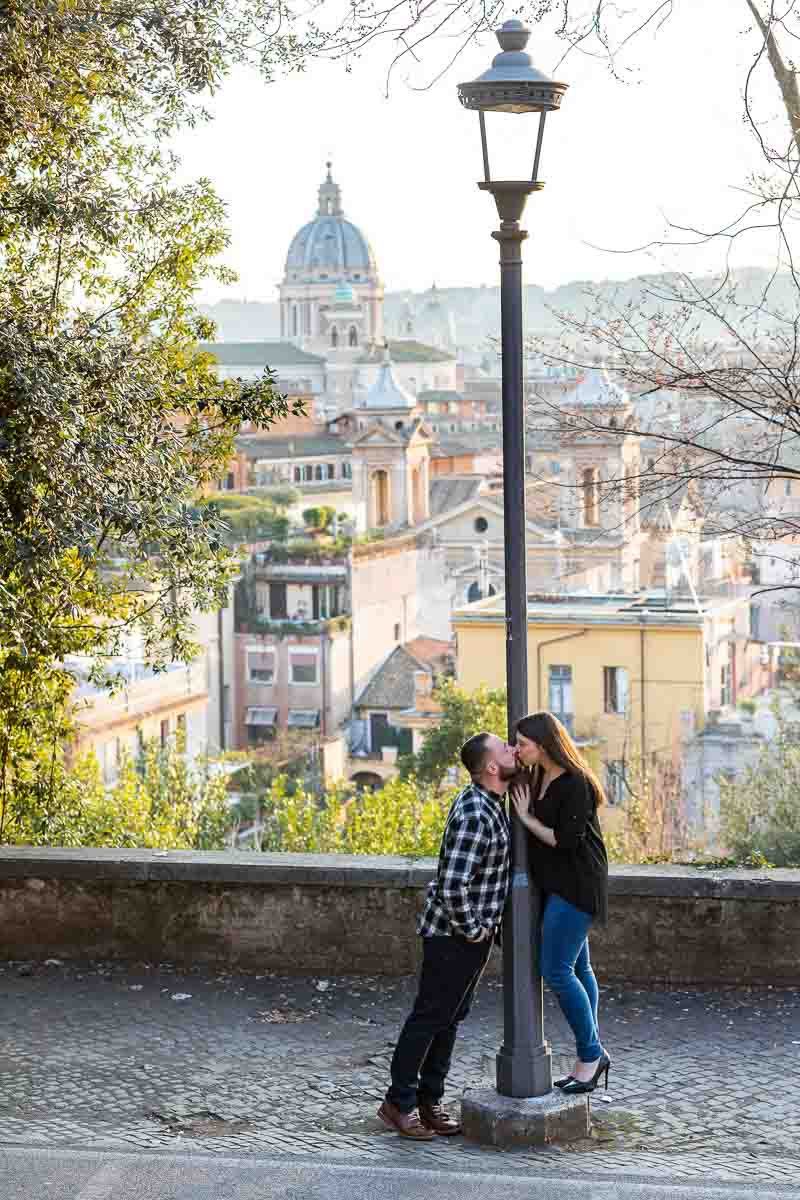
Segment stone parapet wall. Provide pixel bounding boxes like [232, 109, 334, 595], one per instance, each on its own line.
[0, 849, 798, 985]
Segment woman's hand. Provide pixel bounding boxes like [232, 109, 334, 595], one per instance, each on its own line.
[510, 782, 532, 827]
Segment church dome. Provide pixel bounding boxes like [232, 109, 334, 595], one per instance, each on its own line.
[285, 164, 378, 281]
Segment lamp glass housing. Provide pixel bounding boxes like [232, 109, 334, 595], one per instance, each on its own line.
[457, 18, 567, 186]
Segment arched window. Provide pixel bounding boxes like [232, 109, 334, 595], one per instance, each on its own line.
[412, 465, 426, 524]
[371, 469, 390, 527]
[315, 464, 324, 481]
[474, 516, 488, 534]
[467, 581, 481, 603]
[348, 326, 358, 347]
[331, 326, 338, 348]
[582, 467, 600, 526]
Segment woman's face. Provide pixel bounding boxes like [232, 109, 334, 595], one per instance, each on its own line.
[516, 732, 544, 769]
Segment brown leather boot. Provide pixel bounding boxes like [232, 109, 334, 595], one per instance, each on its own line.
[377, 1099, 437, 1140]
[418, 1101, 462, 1136]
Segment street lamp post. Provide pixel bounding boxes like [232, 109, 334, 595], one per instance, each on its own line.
[458, 19, 568, 1100]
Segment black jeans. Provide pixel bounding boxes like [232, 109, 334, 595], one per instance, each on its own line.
[387, 934, 493, 1113]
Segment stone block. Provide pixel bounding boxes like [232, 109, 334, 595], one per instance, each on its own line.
[460, 1087, 590, 1148]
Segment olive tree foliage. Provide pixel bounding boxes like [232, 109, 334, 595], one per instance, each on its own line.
[0, 0, 324, 838]
[399, 680, 508, 789]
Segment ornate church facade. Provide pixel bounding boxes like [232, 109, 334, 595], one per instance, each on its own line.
[277, 164, 457, 417]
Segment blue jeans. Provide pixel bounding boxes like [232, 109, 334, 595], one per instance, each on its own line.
[540, 894, 604, 1063]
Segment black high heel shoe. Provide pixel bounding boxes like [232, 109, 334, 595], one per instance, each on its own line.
[559, 1053, 611, 1095]
[554, 1074, 573, 1089]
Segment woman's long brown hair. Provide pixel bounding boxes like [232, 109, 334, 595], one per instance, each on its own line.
[515, 711, 606, 808]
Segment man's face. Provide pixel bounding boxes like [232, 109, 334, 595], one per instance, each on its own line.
[484, 734, 519, 782]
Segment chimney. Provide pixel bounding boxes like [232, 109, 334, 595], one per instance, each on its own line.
[413, 669, 433, 707]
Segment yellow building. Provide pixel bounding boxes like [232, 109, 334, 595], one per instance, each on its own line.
[453, 590, 769, 801]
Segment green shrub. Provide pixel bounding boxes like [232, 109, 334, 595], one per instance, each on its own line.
[719, 719, 800, 866]
[260, 775, 449, 857]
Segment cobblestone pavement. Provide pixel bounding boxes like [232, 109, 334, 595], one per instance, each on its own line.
[1, 957, 799, 1186]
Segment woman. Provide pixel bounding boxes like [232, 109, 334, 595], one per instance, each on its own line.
[511, 711, 610, 1095]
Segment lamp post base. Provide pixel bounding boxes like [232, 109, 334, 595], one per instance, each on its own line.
[461, 1088, 590, 1148]
[496, 1042, 552, 1099]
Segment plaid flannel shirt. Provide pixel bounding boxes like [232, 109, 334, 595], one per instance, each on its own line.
[418, 781, 511, 940]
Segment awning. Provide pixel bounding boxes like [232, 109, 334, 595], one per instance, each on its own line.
[245, 706, 278, 726]
[287, 709, 320, 729]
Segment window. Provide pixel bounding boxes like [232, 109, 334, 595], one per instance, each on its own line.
[327, 462, 336, 480]
[474, 516, 488, 534]
[247, 649, 275, 684]
[786, 479, 792, 496]
[303, 465, 313, 482]
[605, 760, 627, 806]
[348, 326, 358, 347]
[315, 464, 324, 481]
[551, 460, 561, 475]
[720, 660, 732, 707]
[394, 622, 401, 641]
[548, 665, 573, 730]
[293, 466, 302, 483]
[372, 469, 390, 527]
[269, 583, 287, 619]
[288, 709, 320, 728]
[582, 467, 600, 526]
[160, 718, 170, 748]
[750, 603, 761, 640]
[312, 584, 340, 620]
[290, 650, 318, 685]
[331, 327, 338, 348]
[342, 462, 352, 480]
[603, 666, 629, 715]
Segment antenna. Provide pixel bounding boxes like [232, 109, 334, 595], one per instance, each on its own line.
[662, 500, 702, 615]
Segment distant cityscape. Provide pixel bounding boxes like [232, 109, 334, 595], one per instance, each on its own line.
[74, 163, 800, 853]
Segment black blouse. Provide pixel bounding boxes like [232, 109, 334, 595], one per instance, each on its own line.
[526, 769, 608, 923]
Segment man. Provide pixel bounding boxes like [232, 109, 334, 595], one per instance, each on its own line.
[378, 731, 516, 1140]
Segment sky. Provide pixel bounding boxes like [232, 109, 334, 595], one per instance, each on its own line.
[171, 2, 791, 302]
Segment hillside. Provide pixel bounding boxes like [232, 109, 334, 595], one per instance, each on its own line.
[198, 267, 792, 347]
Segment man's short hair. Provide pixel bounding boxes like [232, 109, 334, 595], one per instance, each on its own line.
[460, 731, 493, 778]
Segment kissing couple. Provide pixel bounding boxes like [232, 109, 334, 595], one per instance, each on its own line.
[378, 712, 610, 1139]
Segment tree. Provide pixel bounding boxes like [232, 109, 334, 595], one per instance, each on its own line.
[198, 495, 290, 544]
[719, 712, 800, 865]
[2, 736, 229, 850]
[521, 3, 800, 599]
[400, 680, 508, 788]
[302, 506, 335, 532]
[0, 1, 319, 816]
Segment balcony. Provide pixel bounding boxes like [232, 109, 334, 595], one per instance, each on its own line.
[245, 614, 351, 638]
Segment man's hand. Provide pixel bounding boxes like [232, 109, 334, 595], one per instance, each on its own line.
[466, 928, 490, 943]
